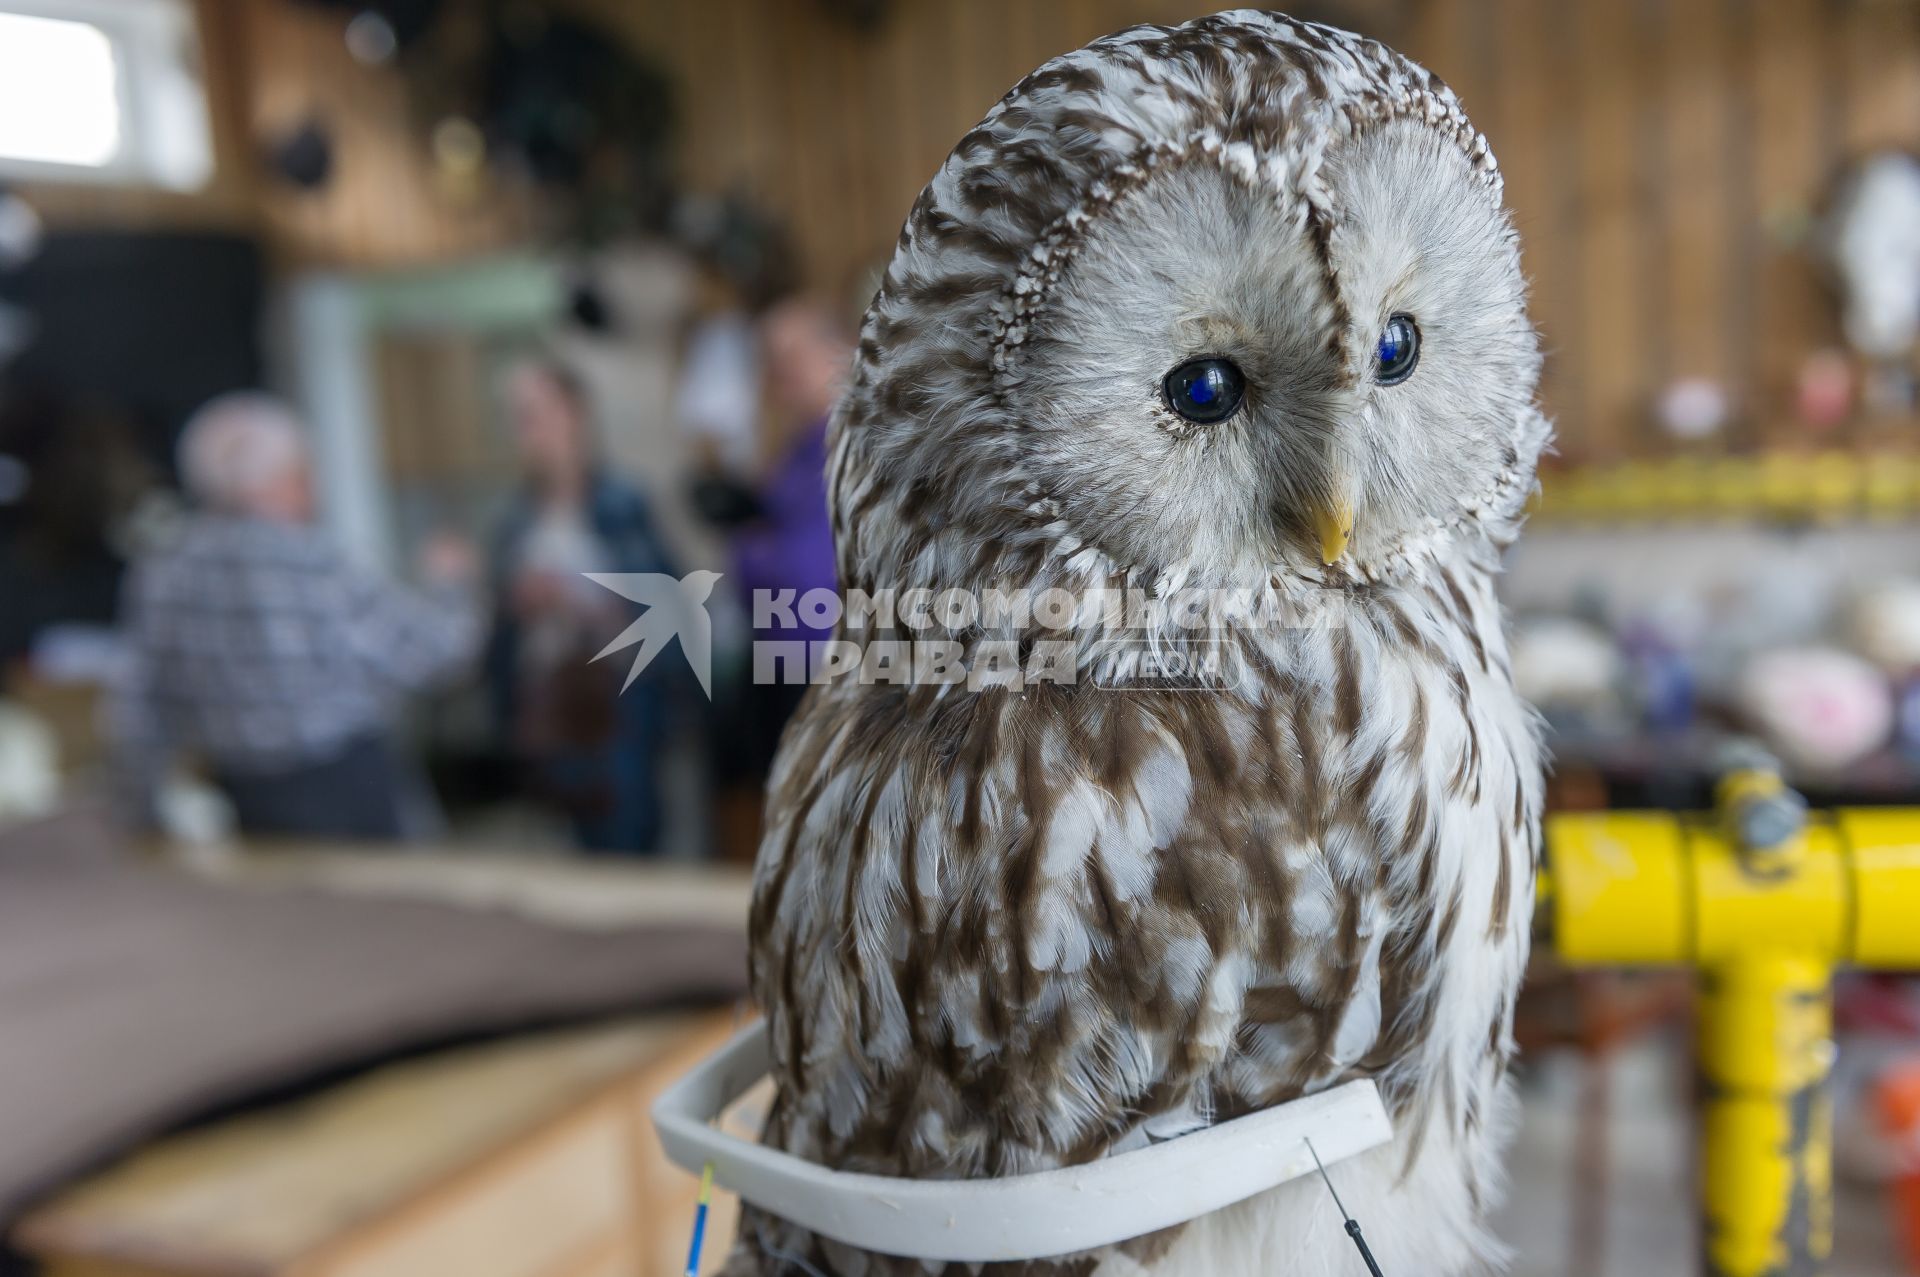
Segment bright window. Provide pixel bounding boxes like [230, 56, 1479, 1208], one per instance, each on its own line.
[0, 1, 210, 190]
[0, 13, 122, 168]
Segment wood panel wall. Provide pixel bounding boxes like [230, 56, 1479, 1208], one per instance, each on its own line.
[22, 1, 1920, 460]
[235, 0, 535, 269]
[590, 0, 1920, 463]
[19, 0, 533, 267]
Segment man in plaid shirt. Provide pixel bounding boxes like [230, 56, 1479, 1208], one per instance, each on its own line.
[111, 394, 482, 839]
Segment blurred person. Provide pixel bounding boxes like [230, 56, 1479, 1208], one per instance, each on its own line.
[675, 261, 762, 481]
[110, 393, 481, 840]
[488, 360, 678, 853]
[727, 295, 850, 777]
[675, 203, 801, 488]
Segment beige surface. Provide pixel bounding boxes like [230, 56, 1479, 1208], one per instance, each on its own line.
[186, 843, 753, 935]
[19, 1012, 745, 1277]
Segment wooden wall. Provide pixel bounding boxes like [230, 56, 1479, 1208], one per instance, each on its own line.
[236, 0, 535, 268]
[22, 1, 1920, 460]
[590, 0, 1920, 463]
[18, 0, 531, 267]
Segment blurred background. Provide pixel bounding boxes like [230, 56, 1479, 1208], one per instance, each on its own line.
[1, 2, 1920, 1275]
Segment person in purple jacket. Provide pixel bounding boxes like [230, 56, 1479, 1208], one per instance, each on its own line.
[729, 295, 850, 775]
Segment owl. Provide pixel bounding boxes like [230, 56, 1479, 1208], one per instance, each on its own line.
[732, 10, 1547, 1276]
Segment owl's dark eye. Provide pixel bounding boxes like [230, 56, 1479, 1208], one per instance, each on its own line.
[1375, 314, 1420, 385]
[1162, 357, 1246, 424]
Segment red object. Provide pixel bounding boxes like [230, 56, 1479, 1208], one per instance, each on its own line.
[1877, 1062, 1920, 1271]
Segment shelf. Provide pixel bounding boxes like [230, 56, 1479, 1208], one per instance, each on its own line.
[1532, 450, 1920, 525]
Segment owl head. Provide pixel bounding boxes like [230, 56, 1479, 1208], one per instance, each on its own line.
[832, 10, 1548, 603]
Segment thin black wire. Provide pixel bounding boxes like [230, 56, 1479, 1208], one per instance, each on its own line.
[1305, 1137, 1386, 1277]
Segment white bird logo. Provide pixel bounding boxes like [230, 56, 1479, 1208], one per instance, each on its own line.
[584, 570, 723, 698]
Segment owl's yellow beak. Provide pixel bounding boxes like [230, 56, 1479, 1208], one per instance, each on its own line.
[1314, 500, 1353, 564]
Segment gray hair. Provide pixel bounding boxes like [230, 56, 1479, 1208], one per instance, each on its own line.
[176, 393, 308, 512]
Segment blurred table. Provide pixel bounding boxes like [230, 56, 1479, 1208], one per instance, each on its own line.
[172, 838, 755, 933]
[10, 839, 755, 1277]
[15, 1012, 742, 1277]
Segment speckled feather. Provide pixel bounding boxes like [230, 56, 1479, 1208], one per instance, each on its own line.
[731, 11, 1548, 1276]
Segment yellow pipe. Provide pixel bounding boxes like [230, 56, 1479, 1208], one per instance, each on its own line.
[1697, 953, 1834, 1277]
[1834, 809, 1920, 966]
[1544, 805, 1920, 1276]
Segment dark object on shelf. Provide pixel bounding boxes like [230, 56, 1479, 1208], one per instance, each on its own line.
[479, 11, 673, 221]
[285, 1, 679, 245]
[264, 118, 335, 191]
[566, 279, 614, 333]
[673, 192, 800, 312]
[690, 473, 765, 529]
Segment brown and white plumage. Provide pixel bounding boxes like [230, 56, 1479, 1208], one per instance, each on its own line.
[733, 11, 1548, 1275]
